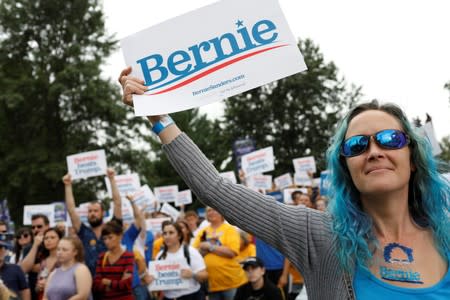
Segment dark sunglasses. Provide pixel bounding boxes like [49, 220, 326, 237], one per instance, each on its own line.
[341, 129, 410, 157]
[17, 233, 30, 239]
[32, 225, 43, 230]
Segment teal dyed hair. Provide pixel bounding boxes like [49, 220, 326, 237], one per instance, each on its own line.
[326, 100, 450, 272]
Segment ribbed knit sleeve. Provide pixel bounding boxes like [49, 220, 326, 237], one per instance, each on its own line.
[163, 134, 334, 272]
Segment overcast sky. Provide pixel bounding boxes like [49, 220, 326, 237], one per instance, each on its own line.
[102, 0, 450, 140]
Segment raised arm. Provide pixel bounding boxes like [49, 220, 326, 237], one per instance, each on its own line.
[107, 168, 122, 220]
[62, 173, 81, 232]
[126, 194, 143, 231]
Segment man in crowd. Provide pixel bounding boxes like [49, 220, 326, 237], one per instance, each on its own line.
[0, 234, 31, 300]
[234, 256, 284, 300]
[62, 168, 122, 277]
[19, 213, 50, 300]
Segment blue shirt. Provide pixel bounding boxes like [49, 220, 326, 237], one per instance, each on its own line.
[255, 238, 284, 270]
[122, 223, 141, 288]
[354, 261, 450, 299]
[0, 263, 29, 294]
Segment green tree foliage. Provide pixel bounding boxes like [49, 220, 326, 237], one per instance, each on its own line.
[0, 0, 147, 223]
[218, 39, 361, 176]
[438, 136, 450, 164]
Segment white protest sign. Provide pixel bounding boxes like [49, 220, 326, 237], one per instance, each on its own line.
[160, 203, 181, 221]
[23, 205, 55, 226]
[241, 147, 275, 176]
[66, 150, 107, 180]
[146, 217, 172, 236]
[133, 185, 157, 213]
[154, 185, 179, 203]
[283, 188, 308, 205]
[175, 189, 192, 207]
[120, 0, 307, 116]
[274, 173, 293, 189]
[294, 172, 312, 187]
[247, 174, 272, 191]
[148, 259, 191, 291]
[417, 122, 442, 156]
[219, 171, 237, 184]
[105, 173, 141, 198]
[293, 156, 316, 174]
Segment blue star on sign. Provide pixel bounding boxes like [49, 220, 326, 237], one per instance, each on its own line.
[235, 19, 244, 27]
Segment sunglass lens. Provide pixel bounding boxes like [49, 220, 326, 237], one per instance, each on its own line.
[376, 130, 407, 149]
[342, 135, 369, 157]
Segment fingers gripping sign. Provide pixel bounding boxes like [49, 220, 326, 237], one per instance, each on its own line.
[119, 67, 147, 108]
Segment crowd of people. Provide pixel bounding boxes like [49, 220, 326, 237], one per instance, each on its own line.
[0, 164, 327, 300]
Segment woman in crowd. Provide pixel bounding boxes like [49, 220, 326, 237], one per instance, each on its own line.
[43, 237, 92, 300]
[152, 220, 207, 300]
[92, 221, 134, 300]
[177, 219, 194, 246]
[14, 227, 33, 264]
[119, 68, 449, 299]
[35, 228, 63, 300]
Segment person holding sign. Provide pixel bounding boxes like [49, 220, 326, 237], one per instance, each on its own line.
[62, 168, 123, 278]
[152, 221, 207, 300]
[120, 69, 450, 299]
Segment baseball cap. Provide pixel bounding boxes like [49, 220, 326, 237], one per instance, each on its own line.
[240, 256, 264, 269]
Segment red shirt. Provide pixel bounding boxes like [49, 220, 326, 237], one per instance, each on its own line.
[93, 250, 134, 300]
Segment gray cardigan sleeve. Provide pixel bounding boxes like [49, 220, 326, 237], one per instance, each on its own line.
[163, 133, 333, 275]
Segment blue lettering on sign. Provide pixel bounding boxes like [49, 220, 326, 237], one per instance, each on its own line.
[136, 19, 281, 93]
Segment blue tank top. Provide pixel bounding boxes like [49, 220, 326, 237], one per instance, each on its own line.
[354, 255, 450, 299]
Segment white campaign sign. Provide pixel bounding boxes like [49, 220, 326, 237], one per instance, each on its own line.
[120, 0, 307, 116]
[293, 156, 316, 174]
[66, 150, 107, 180]
[160, 203, 181, 221]
[175, 189, 193, 207]
[105, 173, 141, 197]
[23, 205, 55, 226]
[154, 185, 179, 203]
[133, 185, 157, 213]
[219, 171, 237, 184]
[241, 147, 275, 176]
[146, 217, 172, 236]
[274, 173, 293, 189]
[148, 259, 190, 291]
[294, 172, 312, 187]
[247, 174, 272, 190]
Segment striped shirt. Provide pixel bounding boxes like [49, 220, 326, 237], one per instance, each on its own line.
[93, 250, 134, 300]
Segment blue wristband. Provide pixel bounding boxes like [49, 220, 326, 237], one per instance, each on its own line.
[151, 115, 174, 135]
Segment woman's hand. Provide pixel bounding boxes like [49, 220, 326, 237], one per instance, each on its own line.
[180, 268, 193, 279]
[36, 278, 46, 292]
[118, 67, 147, 107]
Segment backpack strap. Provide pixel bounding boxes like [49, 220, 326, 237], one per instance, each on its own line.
[183, 244, 191, 266]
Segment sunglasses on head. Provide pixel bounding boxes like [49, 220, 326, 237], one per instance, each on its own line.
[341, 129, 410, 157]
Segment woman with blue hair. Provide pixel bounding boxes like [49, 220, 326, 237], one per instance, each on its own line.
[119, 67, 449, 299]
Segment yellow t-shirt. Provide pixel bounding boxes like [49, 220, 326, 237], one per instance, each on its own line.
[236, 243, 256, 262]
[152, 236, 164, 260]
[193, 223, 247, 291]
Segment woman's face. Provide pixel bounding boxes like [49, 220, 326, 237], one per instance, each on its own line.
[206, 207, 223, 224]
[44, 230, 60, 251]
[103, 233, 122, 250]
[344, 110, 414, 198]
[17, 232, 32, 247]
[56, 240, 76, 264]
[162, 224, 181, 248]
[178, 222, 188, 238]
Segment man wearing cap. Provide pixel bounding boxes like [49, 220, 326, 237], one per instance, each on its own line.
[0, 234, 31, 300]
[235, 256, 284, 300]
